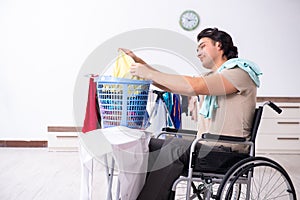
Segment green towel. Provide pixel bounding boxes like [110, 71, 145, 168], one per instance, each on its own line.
[199, 58, 262, 119]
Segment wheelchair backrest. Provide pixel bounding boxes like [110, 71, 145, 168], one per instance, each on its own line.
[250, 101, 282, 143]
[249, 106, 263, 143]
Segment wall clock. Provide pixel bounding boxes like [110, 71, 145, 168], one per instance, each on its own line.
[179, 10, 200, 31]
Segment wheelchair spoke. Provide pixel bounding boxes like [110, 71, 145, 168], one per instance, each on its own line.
[251, 175, 260, 199]
[262, 177, 286, 199]
[258, 167, 288, 199]
[250, 165, 288, 199]
[257, 165, 267, 196]
[253, 166, 278, 199]
[217, 158, 296, 200]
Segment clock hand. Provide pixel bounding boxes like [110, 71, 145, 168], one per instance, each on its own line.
[186, 17, 196, 22]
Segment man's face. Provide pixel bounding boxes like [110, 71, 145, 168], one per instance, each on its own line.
[197, 37, 221, 70]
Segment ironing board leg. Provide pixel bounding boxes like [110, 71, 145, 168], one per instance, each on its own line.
[105, 154, 115, 200]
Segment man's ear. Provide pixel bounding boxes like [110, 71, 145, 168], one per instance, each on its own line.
[216, 41, 222, 49]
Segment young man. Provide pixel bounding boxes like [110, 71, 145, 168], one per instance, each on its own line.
[122, 27, 262, 200]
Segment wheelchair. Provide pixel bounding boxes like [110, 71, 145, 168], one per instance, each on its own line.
[158, 101, 297, 200]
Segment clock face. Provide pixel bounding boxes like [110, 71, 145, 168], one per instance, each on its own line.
[179, 10, 200, 31]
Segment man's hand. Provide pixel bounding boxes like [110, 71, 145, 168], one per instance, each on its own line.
[130, 63, 153, 80]
[119, 48, 146, 64]
[119, 48, 136, 58]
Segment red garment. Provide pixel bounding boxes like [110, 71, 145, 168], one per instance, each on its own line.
[82, 77, 101, 133]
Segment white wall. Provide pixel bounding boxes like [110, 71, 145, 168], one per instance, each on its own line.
[1, 0, 299, 140]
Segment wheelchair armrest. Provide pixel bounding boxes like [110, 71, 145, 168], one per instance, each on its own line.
[157, 128, 197, 139]
[202, 133, 246, 142]
[162, 127, 197, 135]
[161, 127, 178, 133]
[177, 129, 198, 135]
[157, 128, 177, 138]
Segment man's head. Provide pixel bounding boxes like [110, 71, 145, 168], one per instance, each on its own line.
[197, 28, 238, 70]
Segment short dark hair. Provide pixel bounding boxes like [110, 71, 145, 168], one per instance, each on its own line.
[197, 28, 238, 59]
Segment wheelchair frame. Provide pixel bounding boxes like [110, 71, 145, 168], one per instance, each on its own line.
[159, 101, 297, 200]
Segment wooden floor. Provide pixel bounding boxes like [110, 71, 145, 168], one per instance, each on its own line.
[0, 147, 299, 200]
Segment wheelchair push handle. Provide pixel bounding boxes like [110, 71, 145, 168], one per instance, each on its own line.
[264, 101, 282, 114]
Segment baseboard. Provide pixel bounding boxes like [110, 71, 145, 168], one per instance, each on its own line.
[47, 126, 82, 132]
[0, 126, 82, 148]
[0, 140, 47, 148]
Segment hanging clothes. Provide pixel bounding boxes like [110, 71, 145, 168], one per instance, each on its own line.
[82, 76, 101, 133]
[146, 90, 182, 135]
[188, 96, 199, 122]
[170, 94, 181, 129]
[146, 98, 168, 137]
[181, 95, 189, 116]
[162, 92, 173, 127]
[80, 75, 101, 200]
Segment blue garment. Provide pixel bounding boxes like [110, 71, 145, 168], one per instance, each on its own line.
[162, 92, 173, 126]
[199, 58, 262, 119]
[170, 94, 181, 129]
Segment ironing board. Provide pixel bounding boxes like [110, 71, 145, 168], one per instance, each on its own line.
[79, 126, 150, 200]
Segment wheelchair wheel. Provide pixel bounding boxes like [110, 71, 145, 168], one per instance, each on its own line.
[216, 156, 297, 200]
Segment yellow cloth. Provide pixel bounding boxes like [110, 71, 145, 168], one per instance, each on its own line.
[112, 50, 143, 80]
